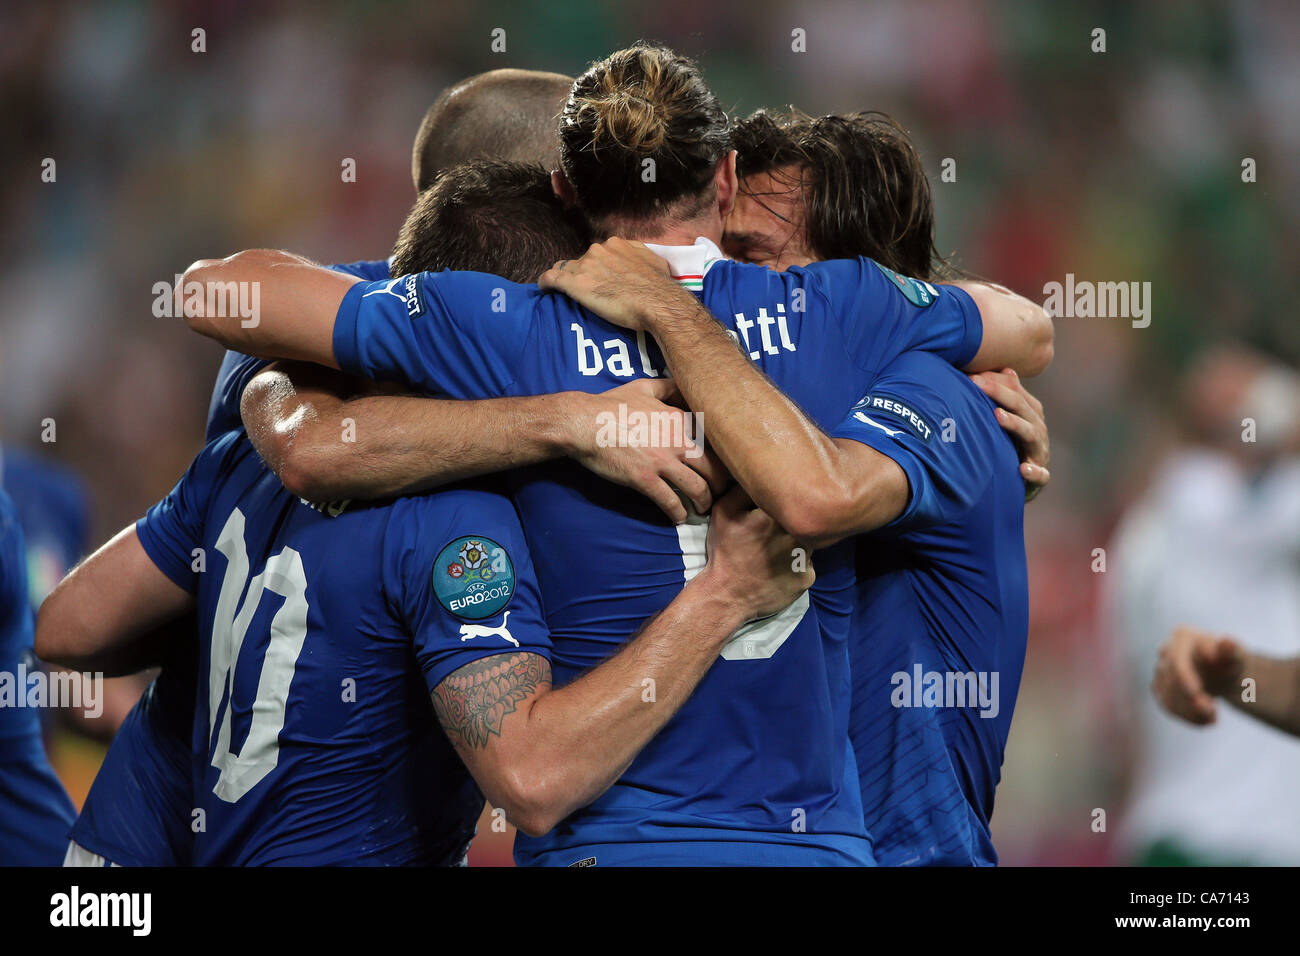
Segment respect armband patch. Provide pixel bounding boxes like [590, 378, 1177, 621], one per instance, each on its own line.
[872, 260, 940, 308]
[850, 393, 935, 442]
[432, 535, 515, 620]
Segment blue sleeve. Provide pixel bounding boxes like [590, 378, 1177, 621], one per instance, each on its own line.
[800, 257, 982, 376]
[205, 351, 268, 440]
[830, 354, 995, 530]
[332, 271, 540, 398]
[204, 260, 390, 439]
[0, 494, 29, 633]
[383, 485, 551, 693]
[331, 258, 392, 281]
[136, 434, 238, 591]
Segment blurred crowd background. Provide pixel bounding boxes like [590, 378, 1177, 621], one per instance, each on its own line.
[2, 0, 1298, 865]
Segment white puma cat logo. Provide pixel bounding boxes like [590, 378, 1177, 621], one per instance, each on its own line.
[457, 612, 518, 647]
[854, 412, 904, 437]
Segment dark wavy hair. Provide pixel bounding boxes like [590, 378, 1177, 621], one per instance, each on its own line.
[733, 109, 958, 280]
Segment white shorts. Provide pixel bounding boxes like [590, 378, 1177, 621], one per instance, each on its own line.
[63, 840, 120, 867]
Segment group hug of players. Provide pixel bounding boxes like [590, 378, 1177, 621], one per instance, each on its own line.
[13, 43, 1056, 866]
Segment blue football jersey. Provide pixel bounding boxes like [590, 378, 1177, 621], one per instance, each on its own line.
[135, 431, 550, 865]
[69, 643, 197, 866]
[329, 241, 983, 865]
[0, 488, 77, 864]
[0, 445, 89, 610]
[72, 258, 392, 865]
[830, 351, 1028, 865]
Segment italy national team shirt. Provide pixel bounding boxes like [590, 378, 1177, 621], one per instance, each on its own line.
[134, 430, 550, 865]
[0, 489, 77, 865]
[830, 350, 1029, 865]
[0, 445, 89, 611]
[69, 637, 197, 866]
[71, 259, 392, 865]
[329, 239, 984, 865]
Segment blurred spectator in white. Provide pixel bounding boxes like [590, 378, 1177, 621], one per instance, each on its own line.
[1107, 344, 1300, 866]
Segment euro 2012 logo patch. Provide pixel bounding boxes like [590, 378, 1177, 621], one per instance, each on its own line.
[872, 260, 939, 308]
[433, 536, 514, 620]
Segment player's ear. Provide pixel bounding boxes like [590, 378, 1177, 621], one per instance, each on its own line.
[552, 170, 578, 209]
[714, 150, 738, 218]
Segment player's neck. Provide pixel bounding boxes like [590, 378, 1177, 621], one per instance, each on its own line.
[642, 221, 719, 247]
[599, 214, 721, 248]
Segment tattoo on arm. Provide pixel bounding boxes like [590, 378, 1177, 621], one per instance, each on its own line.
[432, 652, 552, 752]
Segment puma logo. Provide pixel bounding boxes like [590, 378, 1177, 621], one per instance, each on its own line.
[854, 412, 904, 437]
[457, 612, 518, 647]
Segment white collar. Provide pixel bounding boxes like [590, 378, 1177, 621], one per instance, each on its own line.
[642, 236, 726, 290]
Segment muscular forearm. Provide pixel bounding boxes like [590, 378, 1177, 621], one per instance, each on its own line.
[247, 363, 720, 522]
[180, 250, 353, 365]
[36, 527, 194, 674]
[265, 390, 586, 501]
[485, 572, 747, 835]
[43, 628, 170, 678]
[645, 299, 892, 543]
[1225, 652, 1300, 737]
[244, 361, 605, 501]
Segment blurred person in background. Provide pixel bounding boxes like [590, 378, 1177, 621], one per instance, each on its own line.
[1153, 625, 1300, 738]
[0, 488, 75, 864]
[1, 444, 149, 740]
[1107, 344, 1300, 866]
[0, 446, 89, 614]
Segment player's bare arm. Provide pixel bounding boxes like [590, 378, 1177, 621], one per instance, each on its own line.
[428, 485, 813, 836]
[1153, 625, 1300, 737]
[242, 362, 726, 522]
[179, 250, 354, 366]
[34, 527, 195, 676]
[953, 279, 1055, 379]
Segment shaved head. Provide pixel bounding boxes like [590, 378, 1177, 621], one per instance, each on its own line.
[412, 68, 573, 192]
